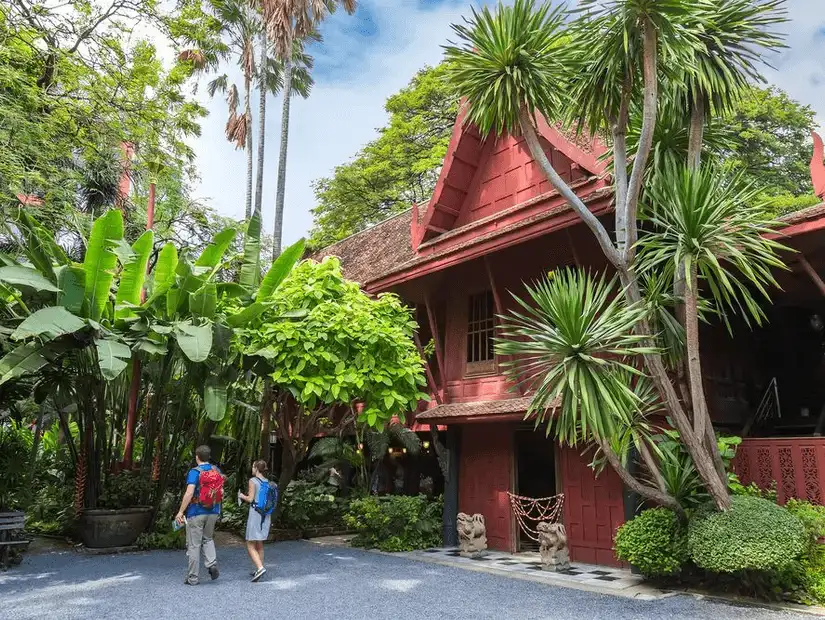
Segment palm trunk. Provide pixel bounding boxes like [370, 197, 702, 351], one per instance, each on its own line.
[272, 56, 292, 260]
[245, 80, 254, 220]
[253, 31, 267, 220]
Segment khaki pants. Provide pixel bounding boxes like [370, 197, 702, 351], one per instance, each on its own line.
[185, 513, 218, 584]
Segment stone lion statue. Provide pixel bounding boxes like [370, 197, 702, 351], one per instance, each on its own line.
[457, 512, 487, 556]
[537, 521, 570, 571]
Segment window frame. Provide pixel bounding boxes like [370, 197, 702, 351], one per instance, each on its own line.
[465, 290, 497, 376]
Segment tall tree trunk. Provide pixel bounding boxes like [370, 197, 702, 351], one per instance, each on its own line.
[245, 81, 254, 221]
[272, 56, 293, 260]
[253, 31, 267, 220]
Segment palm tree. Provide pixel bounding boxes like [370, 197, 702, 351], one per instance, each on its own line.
[252, 33, 316, 223]
[445, 0, 785, 510]
[258, 0, 356, 259]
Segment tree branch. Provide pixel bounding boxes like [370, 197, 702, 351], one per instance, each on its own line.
[597, 438, 682, 515]
[518, 107, 622, 269]
[687, 93, 705, 171]
[623, 18, 658, 263]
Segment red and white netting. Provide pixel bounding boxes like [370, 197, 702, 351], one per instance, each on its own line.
[507, 491, 564, 542]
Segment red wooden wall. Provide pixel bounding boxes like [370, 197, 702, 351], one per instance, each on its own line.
[456, 135, 584, 227]
[733, 438, 825, 505]
[458, 424, 515, 551]
[560, 445, 625, 566]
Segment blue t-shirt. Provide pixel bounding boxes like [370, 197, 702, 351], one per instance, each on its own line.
[185, 464, 222, 518]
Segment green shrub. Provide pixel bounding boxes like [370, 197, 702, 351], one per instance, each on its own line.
[276, 479, 346, 530]
[614, 508, 687, 577]
[729, 475, 777, 503]
[688, 496, 805, 573]
[0, 424, 32, 510]
[345, 494, 443, 552]
[97, 471, 154, 510]
[781, 500, 825, 604]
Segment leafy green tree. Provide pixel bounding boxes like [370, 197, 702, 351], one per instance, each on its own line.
[309, 63, 459, 248]
[447, 0, 787, 511]
[237, 256, 428, 488]
[0, 3, 209, 245]
[720, 86, 819, 214]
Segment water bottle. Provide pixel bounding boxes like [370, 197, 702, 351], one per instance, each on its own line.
[173, 516, 186, 532]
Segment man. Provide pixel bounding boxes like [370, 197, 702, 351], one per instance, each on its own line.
[176, 445, 223, 585]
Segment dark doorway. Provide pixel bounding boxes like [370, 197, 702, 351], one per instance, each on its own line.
[515, 428, 557, 552]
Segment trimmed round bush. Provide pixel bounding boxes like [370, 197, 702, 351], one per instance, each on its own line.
[688, 495, 805, 573]
[614, 508, 687, 577]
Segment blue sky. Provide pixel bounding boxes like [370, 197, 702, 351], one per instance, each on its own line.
[189, 0, 825, 248]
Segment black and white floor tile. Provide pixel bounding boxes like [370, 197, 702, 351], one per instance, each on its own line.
[404, 548, 644, 591]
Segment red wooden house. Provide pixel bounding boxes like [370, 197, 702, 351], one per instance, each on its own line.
[314, 110, 825, 566]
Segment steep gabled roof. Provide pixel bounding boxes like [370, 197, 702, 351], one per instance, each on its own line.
[412, 108, 609, 249]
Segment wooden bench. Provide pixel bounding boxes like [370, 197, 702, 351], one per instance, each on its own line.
[0, 512, 30, 568]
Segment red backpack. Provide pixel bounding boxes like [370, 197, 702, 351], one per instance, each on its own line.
[194, 467, 224, 509]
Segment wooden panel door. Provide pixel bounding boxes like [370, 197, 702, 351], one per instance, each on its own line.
[560, 445, 625, 566]
[458, 424, 515, 551]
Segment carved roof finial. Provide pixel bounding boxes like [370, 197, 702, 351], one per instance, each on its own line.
[811, 131, 825, 201]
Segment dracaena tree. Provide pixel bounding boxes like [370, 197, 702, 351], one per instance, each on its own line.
[446, 0, 787, 510]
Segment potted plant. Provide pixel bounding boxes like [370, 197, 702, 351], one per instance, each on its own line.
[77, 470, 155, 548]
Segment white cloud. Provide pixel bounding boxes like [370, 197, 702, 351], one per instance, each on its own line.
[189, 0, 825, 248]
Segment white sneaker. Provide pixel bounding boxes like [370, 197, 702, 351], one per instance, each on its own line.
[251, 567, 267, 582]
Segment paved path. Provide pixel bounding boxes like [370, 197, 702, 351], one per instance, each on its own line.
[0, 541, 812, 619]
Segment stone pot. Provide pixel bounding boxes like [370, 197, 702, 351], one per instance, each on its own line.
[78, 507, 153, 548]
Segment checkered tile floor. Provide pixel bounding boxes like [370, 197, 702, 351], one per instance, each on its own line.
[403, 548, 644, 591]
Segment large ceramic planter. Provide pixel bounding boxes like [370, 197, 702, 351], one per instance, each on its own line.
[78, 507, 153, 548]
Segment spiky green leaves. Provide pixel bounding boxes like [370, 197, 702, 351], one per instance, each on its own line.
[443, 0, 569, 137]
[496, 268, 658, 446]
[638, 162, 788, 328]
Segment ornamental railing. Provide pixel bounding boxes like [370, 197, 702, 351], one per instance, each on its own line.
[732, 437, 825, 505]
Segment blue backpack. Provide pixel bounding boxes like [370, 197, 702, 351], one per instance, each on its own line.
[253, 479, 278, 525]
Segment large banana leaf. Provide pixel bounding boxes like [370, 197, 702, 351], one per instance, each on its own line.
[95, 337, 131, 380]
[0, 343, 49, 385]
[115, 230, 154, 321]
[12, 306, 86, 341]
[239, 212, 261, 291]
[195, 228, 236, 269]
[83, 210, 124, 321]
[56, 265, 85, 314]
[256, 238, 305, 302]
[190, 283, 217, 319]
[0, 265, 60, 293]
[145, 243, 179, 306]
[174, 323, 213, 362]
[204, 379, 228, 421]
[173, 260, 204, 316]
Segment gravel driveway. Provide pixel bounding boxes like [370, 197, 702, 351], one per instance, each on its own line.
[0, 541, 813, 619]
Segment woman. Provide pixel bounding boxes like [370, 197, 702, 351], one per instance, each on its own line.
[238, 459, 272, 582]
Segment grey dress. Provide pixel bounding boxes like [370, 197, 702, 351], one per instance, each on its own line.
[245, 477, 272, 541]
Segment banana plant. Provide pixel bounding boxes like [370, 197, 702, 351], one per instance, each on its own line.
[0, 209, 137, 384]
